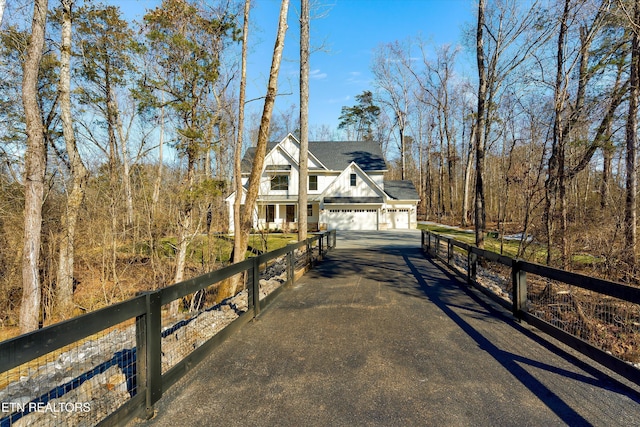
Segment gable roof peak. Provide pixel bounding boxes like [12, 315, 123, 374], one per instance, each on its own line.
[285, 133, 299, 143]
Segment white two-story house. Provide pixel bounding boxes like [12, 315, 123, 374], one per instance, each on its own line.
[226, 134, 419, 232]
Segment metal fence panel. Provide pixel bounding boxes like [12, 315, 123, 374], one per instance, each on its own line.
[0, 231, 335, 427]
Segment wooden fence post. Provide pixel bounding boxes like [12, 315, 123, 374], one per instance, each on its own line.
[251, 257, 260, 317]
[287, 249, 294, 286]
[136, 291, 162, 419]
[512, 260, 527, 320]
[468, 250, 477, 286]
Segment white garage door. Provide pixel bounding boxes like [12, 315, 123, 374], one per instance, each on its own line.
[388, 208, 410, 229]
[326, 207, 378, 230]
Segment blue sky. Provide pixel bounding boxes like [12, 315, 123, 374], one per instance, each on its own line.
[121, 0, 475, 133]
[248, 0, 475, 131]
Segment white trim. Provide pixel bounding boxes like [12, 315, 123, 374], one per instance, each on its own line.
[317, 161, 388, 203]
[269, 133, 329, 171]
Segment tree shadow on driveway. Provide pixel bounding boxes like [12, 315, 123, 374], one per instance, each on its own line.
[401, 250, 640, 425]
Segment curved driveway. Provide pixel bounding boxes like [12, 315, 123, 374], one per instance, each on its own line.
[137, 230, 640, 426]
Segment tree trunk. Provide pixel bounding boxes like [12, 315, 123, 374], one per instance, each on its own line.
[298, 0, 309, 241]
[444, 109, 454, 215]
[239, 0, 289, 247]
[56, 0, 88, 318]
[170, 156, 195, 314]
[474, 0, 487, 249]
[230, 0, 250, 299]
[105, 72, 122, 287]
[545, 0, 569, 266]
[399, 117, 406, 181]
[462, 117, 475, 227]
[230, 0, 289, 299]
[149, 99, 165, 287]
[152, 102, 164, 222]
[600, 142, 612, 210]
[232, 0, 250, 264]
[438, 125, 445, 217]
[625, 0, 639, 269]
[0, 0, 6, 27]
[114, 97, 134, 229]
[20, 0, 48, 334]
[426, 124, 434, 218]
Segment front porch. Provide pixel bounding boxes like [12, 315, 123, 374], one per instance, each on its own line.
[255, 202, 320, 232]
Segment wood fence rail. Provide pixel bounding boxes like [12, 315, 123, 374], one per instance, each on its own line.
[0, 231, 336, 427]
[422, 229, 640, 388]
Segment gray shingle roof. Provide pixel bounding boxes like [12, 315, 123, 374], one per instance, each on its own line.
[384, 180, 420, 200]
[241, 141, 387, 173]
[241, 143, 278, 173]
[308, 141, 387, 171]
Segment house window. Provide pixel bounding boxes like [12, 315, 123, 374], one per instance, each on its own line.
[271, 175, 288, 190]
[309, 175, 318, 191]
[350, 173, 357, 186]
[266, 205, 275, 222]
[307, 204, 313, 217]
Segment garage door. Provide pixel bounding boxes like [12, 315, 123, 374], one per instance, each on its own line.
[388, 208, 409, 229]
[326, 208, 378, 230]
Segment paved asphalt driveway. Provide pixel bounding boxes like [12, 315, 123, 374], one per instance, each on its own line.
[135, 230, 640, 426]
[335, 229, 423, 249]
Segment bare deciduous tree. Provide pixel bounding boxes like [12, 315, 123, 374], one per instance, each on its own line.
[298, 0, 309, 241]
[474, 0, 487, 249]
[372, 41, 414, 180]
[229, 0, 290, 298]
[56, 0, 88, 317]
[545, 0, 623, 267]
[625, 0, 639, 268]
[232, 0, 250, 266]
[20, 0, 48, 333]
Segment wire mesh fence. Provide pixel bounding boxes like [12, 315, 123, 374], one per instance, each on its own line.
[159, 282, 247, 374]
[476, 260, 512, 304]
[0, 320, 136, 426]
[422, 229, 640, 379]
[428, 234, 513, 304]
[527, 274, 640, 366]
[0, 231, 336, 427]
[259, 255, 288, 300]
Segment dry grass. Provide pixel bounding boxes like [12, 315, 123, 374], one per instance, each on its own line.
[0, 233, 300, 342]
